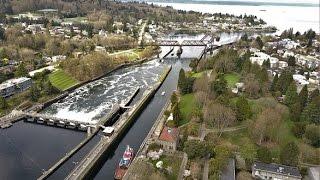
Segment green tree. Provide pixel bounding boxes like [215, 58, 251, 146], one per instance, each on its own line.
[183, 140, 207, 159]
[270, 73, 278, 92]
[240, 140, 257, 167]
[211, 74, 227, 96]
[255, 36, 264, 49]
[209, 145, 232, 178]
[257, 67, 268, 83]
[300, 102, 320, 124]
[30, 85, 40, 102]
[262, 59, 270, 69]
[15, 63, 28, 77]
[43, 80, 59, 95]
[0, 96, 8, 109]
[284, 82, 299, 107]
[276, 70, 293, 94]
[299, 85, 308, 108]
[290, 102, 302, 122]
[172, 103, 181, 126]
[178, 69, 186, 93]
[0, 27, 5, 40]
[170, 91, 178, 105]
[287, 56, 296, 66]
[309, 89, 319, 102]
[304, 124, 320, 148]
[235, 96, 252, 121]
[257, 147, 272, 163]
[280, 141, 299, 166]
[291, 122, 306, 138]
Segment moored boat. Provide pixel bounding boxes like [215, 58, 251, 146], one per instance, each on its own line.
[114, 145, 134, 179]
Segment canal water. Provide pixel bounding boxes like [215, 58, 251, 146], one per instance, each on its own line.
[0, 33, 237, 180]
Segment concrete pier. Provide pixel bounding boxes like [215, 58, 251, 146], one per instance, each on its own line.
[37, 88, 140, 180]
[37, 105, 121, 180]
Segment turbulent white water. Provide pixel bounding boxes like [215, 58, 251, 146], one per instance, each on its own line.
[43, 60, 165, 124]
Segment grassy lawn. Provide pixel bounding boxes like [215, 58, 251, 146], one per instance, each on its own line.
[63, 17, 88, 23]
[190, 71, 204, 78]
[179, 93, 197, 126]
[150, 153, 182, 180]
[224, 73, 240, 87]
[49, 70, 79, 91]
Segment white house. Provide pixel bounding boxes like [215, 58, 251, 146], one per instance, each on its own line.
[250, 52, 279, 68]
[278, 61, 288, 69]
[293, 74, 309, 85]
[283, 50, 295, 58]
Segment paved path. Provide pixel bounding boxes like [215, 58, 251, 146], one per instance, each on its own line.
[202, 157, 209, 180]
[204, 125, 247, 136]
[177, 152, 188, 180]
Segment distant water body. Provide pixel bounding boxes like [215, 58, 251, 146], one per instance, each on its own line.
[144, 0, 320, 33]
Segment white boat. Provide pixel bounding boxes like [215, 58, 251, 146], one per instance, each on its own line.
[67, 122, 76, 129]
[161, 91, 165, 96]
[47, 119, 55, 125]
[26, 117, 34, 122]
[37, 118, 44, 124]
[79, 124, 87, 131]
[57, 120, 65, 127]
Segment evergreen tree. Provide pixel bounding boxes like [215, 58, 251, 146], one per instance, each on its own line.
[262, 59, 270, 69]
[0, 27, 4, 40]
[300, 102, 320, 124]
[43, 80, 59, 95]
[172, 103, 181, 126]
[284, 82, 299, 107]
[290, 102, 302, 122]
[258, 67, 268, 83]
[170, 92, 178, 105]
[257, 147, 272, 163]
[178, 68, 186, 92]
[235, 96, 252, 121]
[30, 85, 40, 102]
[270, 73, 278, 92]
[255, 36, 264, 49]
[211, 74, 227, 96]
[241, 60, 252, 74]
[304, 124, 320, 148]
[276, 70, 293, 94]
[287, 56, 296, 66]
[15, 63, 28, 77]
[0, 96, 8, 109]
[280, 141, 299, 166]
[299, 85, 308, 108]
[309, 89, 319, 102]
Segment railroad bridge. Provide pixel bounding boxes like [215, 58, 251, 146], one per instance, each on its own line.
[149, 34, 218, 47]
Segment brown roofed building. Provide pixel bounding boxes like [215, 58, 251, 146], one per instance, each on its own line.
[157, 126, 179, 153]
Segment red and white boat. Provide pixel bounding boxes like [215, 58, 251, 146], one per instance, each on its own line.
[114, 145, 134, 179]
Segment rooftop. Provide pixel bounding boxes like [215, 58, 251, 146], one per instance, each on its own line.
[253, 162, 302, 178]
[158, 126, 179, 143]
[0, 77, 31, 90]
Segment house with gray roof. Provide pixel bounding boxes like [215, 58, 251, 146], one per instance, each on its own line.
[252, 162, 302, 180]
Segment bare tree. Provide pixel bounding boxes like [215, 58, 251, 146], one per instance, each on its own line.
[244, 73, 260, 98]
[203, 101, 236, 137]
[250, 108, 283, 145]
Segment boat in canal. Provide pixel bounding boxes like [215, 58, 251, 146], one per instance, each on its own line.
[114, 145, 134, 179]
